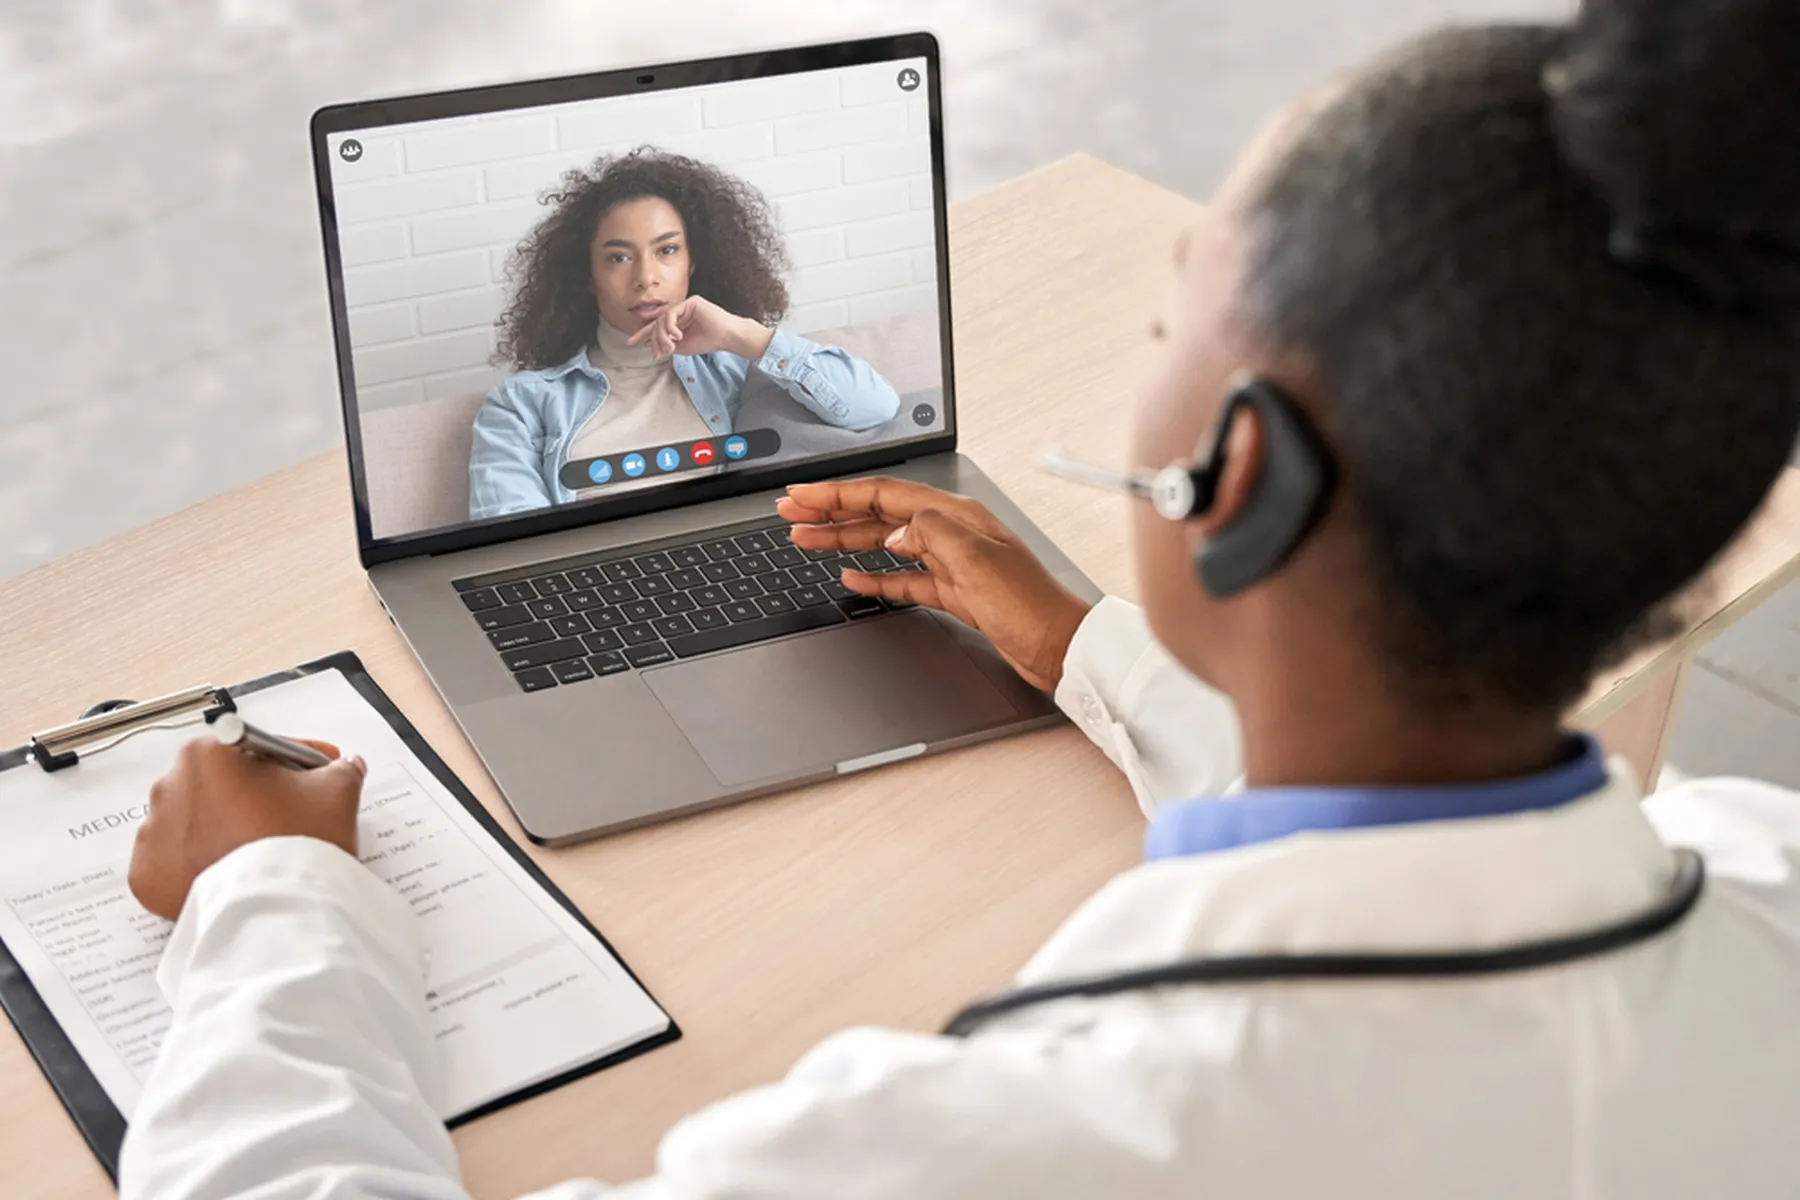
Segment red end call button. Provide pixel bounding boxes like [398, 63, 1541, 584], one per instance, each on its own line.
[690, 441, 716, 465]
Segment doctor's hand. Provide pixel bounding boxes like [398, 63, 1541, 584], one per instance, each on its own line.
[128, 738, 366, 921]
[779, 478, 1093, 691]
[625, 295, 776, 362]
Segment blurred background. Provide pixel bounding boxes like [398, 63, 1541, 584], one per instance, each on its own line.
[5, 0, 1796, 783]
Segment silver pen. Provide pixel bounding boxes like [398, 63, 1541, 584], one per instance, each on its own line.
[211, 713, 333, 770]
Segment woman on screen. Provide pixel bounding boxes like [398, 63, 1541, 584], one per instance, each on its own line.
[468, 148, 902, 520]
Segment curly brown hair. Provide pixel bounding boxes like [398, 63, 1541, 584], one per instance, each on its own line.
[493, 146, 791, 370]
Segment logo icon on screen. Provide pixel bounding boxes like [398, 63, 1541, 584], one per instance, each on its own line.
[339, 138, 364, 163]
[897, 67, 921, 92]
[655, 447, 680, 472]
[587, 459, 613, 484]
[622, 453, 646, 478]
[724, 435, 749, 460]
[691, 441, 716, 465]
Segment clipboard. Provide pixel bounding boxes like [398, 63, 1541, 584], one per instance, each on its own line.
[0, 650, 680, 1181]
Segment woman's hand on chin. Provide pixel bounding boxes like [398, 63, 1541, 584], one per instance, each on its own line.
[627, 296, 776, 361]
[778, 478, 1094, 691]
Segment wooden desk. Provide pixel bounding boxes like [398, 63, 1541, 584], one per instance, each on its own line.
[3, 155, 1799, 1199]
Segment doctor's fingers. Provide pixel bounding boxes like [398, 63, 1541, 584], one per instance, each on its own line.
[782, 478, 1011, 538]
[783, 516, 899, 552]
[840, 566, 946, 612]
[883, 507, 1007, 578]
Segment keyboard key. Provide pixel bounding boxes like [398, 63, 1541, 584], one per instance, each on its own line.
[823, 580, 854, 601]
[527, 597, 569, 618]
[701, 561, 740, 583]
[583, 629, 624, 653]
[568, 566, 606, 589]
[690, 607, 728, 630]
[666, 603, 846, 659]
[476, 605, 535, 631]
[900, 560, 928, 571]
[514, 666, 557, 693]
[653, 615, 697, 638]
[551, 657, 595, 684]
[726, 578, 763, 600]
[636, 575, 674, 598]
[737, 551, 773, 575]
[789, 563, 829, 585]
[723, 600, 761, 623]
[488, 622, 556, 651]
[622, 600, 660, 622]
[668, 568, 706, 591]
[672, 545, 709, 568]
[754, 569, 796, 593]
[767, 546, 805, 569]
[549, 614, 591, 637]
[461, 588, 502, 612]
[756, 593, 797, 616]
[532, 574, 573, 595]
[620, 622, 660, 646]
[624, 643, 676, 668]
[565, 589, 603, 611]
[841, 596, 886, 619]
[734, 531, 775, 554]
[884, 598, 918, 610]
[802, 546, 837, 560]
[791, 586, 830, 608]
[854, 550, 899, 572]
[657, 593, 698, 615]
[694, 585, 730, 608]
[701, 540, 739, 561]
[602, 560, 643, 582]
[588, 651, 629, 676]
[497, 582, 537, 604]
[589, 606, 625, 628]
[635, 551, 676, 575]
[503, 639, 589, 670]
[599, 582, 639, 604]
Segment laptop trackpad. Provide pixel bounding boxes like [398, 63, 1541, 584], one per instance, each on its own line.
[642, 612, 1021, 787]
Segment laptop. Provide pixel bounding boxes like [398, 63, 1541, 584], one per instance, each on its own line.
[309, 33, 1098, 844]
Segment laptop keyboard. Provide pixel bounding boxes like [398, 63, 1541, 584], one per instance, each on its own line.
[455, 521, 925, 693]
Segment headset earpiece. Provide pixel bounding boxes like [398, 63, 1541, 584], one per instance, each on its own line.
[1188, 376, 1335, 599]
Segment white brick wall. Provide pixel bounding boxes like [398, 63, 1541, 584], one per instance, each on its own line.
[328, 58, 936, 411]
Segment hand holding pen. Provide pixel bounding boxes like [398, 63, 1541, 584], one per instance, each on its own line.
[127, 722, 368, 921]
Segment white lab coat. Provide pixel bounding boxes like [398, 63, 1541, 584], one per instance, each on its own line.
[118, 598, 1800, 1199]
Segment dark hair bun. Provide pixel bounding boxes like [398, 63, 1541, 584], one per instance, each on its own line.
[1548, 0, 1800, 240]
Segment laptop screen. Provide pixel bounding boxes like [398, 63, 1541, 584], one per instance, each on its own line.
[319, 51, 943, 545]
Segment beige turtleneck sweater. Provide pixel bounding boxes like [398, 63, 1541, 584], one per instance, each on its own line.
[567, 318, 711, 492]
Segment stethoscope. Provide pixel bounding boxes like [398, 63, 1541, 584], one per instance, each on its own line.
[943, 848, 1704, 1037]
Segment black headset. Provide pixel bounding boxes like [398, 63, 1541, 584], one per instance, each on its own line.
[1145, 374, 1337, 599]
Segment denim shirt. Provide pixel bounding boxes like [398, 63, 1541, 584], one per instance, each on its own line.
[468, 329, 900, 520]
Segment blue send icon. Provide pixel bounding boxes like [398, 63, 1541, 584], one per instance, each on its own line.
[587, 459, 613, 484]
[724, 435, 749, 460]
[622, 453, 646, 478]
[655, 447, 680, 472]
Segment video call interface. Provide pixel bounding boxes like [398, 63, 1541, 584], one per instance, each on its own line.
[327, 57, 944, 542]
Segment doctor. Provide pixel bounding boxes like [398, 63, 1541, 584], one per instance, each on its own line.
[123, 2, 1800, 1197]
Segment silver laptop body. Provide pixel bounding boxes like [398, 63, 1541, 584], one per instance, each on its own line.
[310, 34, 1097, 844]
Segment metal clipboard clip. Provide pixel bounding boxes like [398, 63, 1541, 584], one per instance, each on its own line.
[28, 684, 237, 773]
